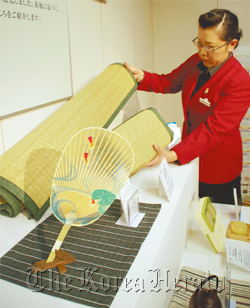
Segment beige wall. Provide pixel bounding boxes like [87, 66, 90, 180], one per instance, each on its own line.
[218, 1, 250, 44]
[1, 0, 249, 155]
[152, 0, 217, 127]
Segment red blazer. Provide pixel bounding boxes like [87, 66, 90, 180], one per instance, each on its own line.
[138, 53, 250, 184]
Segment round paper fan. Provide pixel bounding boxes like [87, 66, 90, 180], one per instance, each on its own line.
[46, 127, 134, 263]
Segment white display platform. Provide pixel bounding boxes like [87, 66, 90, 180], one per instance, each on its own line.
[0, 159, 199, 308]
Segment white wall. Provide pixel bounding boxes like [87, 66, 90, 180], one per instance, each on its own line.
[1, 0, 249, 156]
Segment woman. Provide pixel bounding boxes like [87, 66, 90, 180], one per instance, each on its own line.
[125, 9, 250, 204]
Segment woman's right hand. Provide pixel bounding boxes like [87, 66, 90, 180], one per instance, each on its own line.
[124, 62, 144, 83]
[144, 144, 178, 167]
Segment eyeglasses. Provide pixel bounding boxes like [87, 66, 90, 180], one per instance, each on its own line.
[192, 37, 230, 53]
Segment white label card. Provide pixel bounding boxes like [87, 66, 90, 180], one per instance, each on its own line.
[119, 180, 140, 226]
[117, 188, 144, 228]
[158, 158, 175, 202]
[119, 180, 131, 225]
[226, 241, 250, 272]
[119, 179, 131, 200]
[127, 190, 140, 224]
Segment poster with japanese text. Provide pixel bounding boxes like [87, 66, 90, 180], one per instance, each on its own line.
[0, 0, 72, 118]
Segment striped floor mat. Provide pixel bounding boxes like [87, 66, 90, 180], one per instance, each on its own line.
[169, 266, 250, 307]
[0, 200, 161, 308]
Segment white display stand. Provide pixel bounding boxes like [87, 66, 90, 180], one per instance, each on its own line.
[0, 158, 199, 308]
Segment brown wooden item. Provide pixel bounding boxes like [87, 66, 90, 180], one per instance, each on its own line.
[32, 249, 76, 274]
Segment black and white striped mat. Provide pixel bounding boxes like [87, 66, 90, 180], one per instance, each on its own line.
[0, 200, 161, 308]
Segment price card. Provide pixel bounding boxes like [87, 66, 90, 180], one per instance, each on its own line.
[226, 241, 250, 272]
[158, 158, 175, 202]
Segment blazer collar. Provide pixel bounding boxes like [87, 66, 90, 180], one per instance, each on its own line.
[197, 52, 232, 78]
[189, 52, 234, 103]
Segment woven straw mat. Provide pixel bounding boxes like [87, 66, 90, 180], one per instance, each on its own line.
[0, 63, 137, 220]
[113, 108, 173, 175]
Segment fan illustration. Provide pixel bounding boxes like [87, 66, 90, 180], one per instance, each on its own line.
[32, 127, 134, 273]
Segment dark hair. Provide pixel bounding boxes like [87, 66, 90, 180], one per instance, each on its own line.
[198, 9, 243, 48]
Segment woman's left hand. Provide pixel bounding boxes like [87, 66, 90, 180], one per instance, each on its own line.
[124, 62, 144, 83]
[145, 144, 178, 167]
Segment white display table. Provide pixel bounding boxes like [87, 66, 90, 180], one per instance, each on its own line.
[180, 202, 250, 283]
[0, 159, 199, 308]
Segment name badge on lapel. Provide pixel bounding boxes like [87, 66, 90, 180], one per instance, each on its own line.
[199, 97, 211, 107]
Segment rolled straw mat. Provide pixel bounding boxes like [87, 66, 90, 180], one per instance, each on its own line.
[0, 63, 137, 220]
[113, 108, 173, 175]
